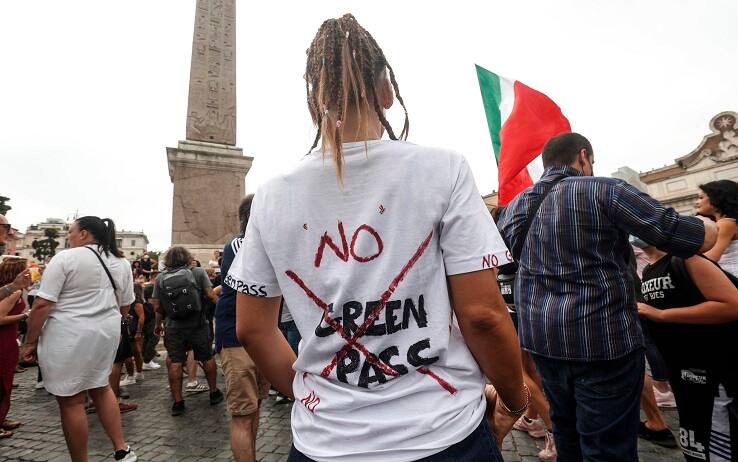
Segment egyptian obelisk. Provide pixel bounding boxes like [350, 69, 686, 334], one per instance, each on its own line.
[167, 0, 252, 260]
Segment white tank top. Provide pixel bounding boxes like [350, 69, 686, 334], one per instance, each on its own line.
[718, 238, 738, 277]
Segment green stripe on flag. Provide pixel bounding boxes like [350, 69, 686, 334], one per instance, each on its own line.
[475, 64, 503, 163]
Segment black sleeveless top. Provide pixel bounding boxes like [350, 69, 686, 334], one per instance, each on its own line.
[641, 255, 738, 369]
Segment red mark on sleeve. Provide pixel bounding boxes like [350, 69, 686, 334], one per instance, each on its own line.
[482, 254, 499, 269]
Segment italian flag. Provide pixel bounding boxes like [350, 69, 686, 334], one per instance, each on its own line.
[476, 65, 571, 205]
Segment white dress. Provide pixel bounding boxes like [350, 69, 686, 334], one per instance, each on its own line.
[36, 245, 134, 396]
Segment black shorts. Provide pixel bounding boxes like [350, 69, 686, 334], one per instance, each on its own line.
[164, 325, 213, 363]
[114, 322, 134, 363]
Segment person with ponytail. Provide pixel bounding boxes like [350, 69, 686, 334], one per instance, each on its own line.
[20, 216, 138, 461]
[229, 14, 525, 462]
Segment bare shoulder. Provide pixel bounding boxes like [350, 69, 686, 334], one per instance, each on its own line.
[717, 218, 738, 238]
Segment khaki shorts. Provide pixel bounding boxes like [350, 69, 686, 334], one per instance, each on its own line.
[219, 347, 270, 416]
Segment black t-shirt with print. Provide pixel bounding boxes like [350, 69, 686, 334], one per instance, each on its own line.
[641, 255, 737, 369]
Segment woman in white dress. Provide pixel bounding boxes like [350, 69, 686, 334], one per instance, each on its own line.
[21, 217, 137, 462]
[697, 180, 738, 276]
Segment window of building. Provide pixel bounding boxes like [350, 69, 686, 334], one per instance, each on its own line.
[131, 239, 136, 246]
[116, 239, 122, 248]
[130, 251, 135, 256]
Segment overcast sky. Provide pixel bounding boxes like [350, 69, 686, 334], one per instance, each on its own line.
[2, 1, 737, 250]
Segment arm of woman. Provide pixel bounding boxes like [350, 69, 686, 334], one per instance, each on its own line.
[213, 285, 222, 297]
[236, 293, 296, 398]
[0, 313, 28, 325]
[638, 255, 738, 324]
[704, 218, 737, 261]
[0, 269, 31, 301]
[0, 290, 22, 318]
[134, 302, 145, 338]
[204, 286, 218, 303]
[448, 269, 526, 409]
[20, 296, 55, 362]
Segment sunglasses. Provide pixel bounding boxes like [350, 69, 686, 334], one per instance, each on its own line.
[0, 224, 11, 231]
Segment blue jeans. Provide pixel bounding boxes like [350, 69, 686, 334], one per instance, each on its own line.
[639, 319, 670, 382]
[280, 320, 301, 355]
[287, 418, 502, 462]
[532, 349, 645, 461]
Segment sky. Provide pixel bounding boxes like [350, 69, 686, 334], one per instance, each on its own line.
[2, 1, 737, 251]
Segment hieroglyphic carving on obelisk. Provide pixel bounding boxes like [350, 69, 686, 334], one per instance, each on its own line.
[185, 0, 236, 145]
[167, 0, 251, 255]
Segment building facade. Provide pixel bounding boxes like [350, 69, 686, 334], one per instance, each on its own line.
[15, 218, 148, 262]
[614, 111, 738, 214]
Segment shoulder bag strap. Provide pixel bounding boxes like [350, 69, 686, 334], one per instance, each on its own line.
[84, 246, 117, 292]
[512, 176, 566, 261]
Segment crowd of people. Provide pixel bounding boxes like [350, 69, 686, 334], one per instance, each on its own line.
[1, 13, 737, 462]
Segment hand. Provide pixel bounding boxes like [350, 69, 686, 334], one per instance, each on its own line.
[20, 342, 38, 364]
[12, 269, 32, 291]
[484, 385, 519, 446]
[637, 303, 664, 322]
[134, 332, 143, 341]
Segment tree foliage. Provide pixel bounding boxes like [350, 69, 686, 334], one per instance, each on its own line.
[0, 196, 11, 216]
[32, 228, 61, 262]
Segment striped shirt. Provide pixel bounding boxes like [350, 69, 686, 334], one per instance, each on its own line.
[498, 165, 705, 361]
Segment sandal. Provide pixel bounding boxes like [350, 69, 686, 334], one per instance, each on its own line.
[15, 366, 26, 373]
[0, 429, 13, 438]
[1, 420, 22, 430]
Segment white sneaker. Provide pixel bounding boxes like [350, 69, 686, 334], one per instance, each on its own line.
[119, 375, 136, 387]
[513, 416, 547, 438]
[653, 387, 676, 408]
[538, 430, 557, 462]
[113, 445, 137, 461]
[35, 381, 45, 390]
[184, 380, 208, 394]
[142, 361, 161, 371]
[134, 372, 144, 381]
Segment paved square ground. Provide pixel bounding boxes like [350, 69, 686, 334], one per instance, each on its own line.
[1, 360, 682, 461]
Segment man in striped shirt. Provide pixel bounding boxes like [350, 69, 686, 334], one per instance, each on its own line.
[497, 133, 717, 461]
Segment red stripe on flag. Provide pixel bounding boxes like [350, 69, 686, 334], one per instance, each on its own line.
[498, 81, 571, 205]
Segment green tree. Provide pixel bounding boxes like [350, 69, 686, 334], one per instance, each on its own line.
[0, 196, 11, 216]
[32, 228, 60, 262]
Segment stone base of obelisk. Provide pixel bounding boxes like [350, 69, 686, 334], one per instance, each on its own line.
[167, 140, 253, 263]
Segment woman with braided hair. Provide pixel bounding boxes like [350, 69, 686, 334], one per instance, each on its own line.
[231, 14, 525, 462]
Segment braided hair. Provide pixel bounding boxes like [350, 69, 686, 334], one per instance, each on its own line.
[305, 14, 409, 181]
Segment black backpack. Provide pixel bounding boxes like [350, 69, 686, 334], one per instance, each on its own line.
[158, 267, 202, 320]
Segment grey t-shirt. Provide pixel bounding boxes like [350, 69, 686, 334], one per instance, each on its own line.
[153, 266, 212, 329]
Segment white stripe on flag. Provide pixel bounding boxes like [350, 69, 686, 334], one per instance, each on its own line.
[527, 155, 545, 182]
[499, 77, 515, 126]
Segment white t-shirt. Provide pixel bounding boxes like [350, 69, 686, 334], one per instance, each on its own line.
[38, 245, 135, 314]
[228, 140, 511, 462]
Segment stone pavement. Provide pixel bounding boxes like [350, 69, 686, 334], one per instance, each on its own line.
[2, 361, 683, 461]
